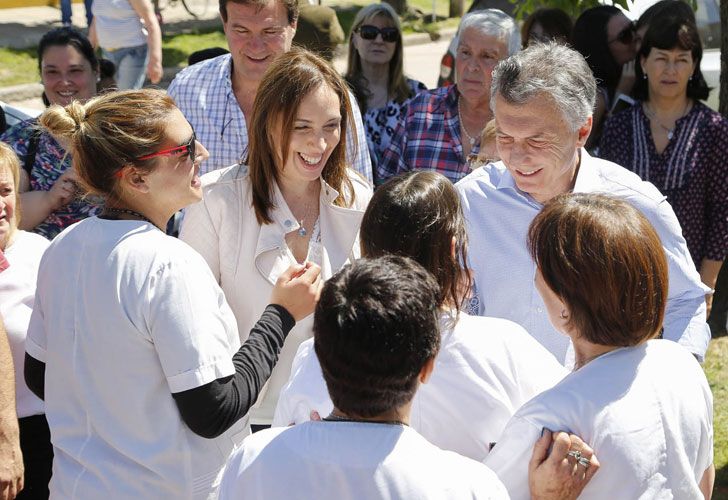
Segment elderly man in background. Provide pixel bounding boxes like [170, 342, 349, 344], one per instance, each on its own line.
[167, 0, 372, 180]
[456, 42, 711, 364]
[377, 9, 519, 184]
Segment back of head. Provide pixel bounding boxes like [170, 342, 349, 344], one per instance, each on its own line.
[38, 26, 98, 74]
[636, 0, 695, 32]
[527, 193, 668, 347]
[37, 89, 177, 200]
[491, 42, 596, 132]
[314, 255, 441, 418]
[458, 8, 521, 56]
[521, 8, 573, 47]
[571, 5, 621, 89]
[248, 47, 354, 224]
[360, 171, 470, 310]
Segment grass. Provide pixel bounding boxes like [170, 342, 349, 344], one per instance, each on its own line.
[0, 46, 38, 87]
[706, 337, 728, 499]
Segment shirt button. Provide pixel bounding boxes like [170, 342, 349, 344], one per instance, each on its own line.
[284, 220, 292, 228]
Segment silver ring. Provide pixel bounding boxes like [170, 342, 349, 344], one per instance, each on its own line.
[577, 457, 591, 468]
[566, 450, 582, 461]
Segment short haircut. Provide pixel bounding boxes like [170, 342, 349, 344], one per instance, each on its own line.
[0, 142, 22, 234]
[360, 171, 471, 311]
[248, 47, 356, 224]
[571, 6, 622, 98]
[38, 89, 177, 201]
[521, 7, 573, 47]
[38, 26, 98, 75]
[528, 193, 668, 347]
[491, 42, 596, 132]
[458, 9, 521, 57]
[636, 0, 695, 32]
[633, 19, 709, 101]
[314, 256, 441, 418]
[219, 0, 298, 24]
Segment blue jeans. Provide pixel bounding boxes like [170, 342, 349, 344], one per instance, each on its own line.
[61, 0, 93, 26]
[102, 44, 148, 90]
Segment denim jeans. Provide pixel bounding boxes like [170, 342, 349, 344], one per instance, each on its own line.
[60, 0, 93, 26]
[102, 44, 148, 90]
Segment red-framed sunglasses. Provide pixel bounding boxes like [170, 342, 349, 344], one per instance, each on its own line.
[136, 132, 197, 161]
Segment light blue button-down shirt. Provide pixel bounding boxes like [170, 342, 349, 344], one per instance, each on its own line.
[456, 150, 711, 363]
[167, 54, 372, 182]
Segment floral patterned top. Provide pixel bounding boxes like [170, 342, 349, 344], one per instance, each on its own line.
[1, 119, 102, 240]
[599, 101, 728, 266]
[363, 78, 427, 168]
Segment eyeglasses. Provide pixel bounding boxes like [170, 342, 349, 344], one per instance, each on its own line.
[608, 22, 636, 45]
[136, 132, 197, 161]
[357, 25, 399, 43]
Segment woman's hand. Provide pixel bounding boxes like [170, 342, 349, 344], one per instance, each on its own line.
[146, 57, 163, 85]
[616, 60, 637, 98]
[270, 263, 323, 321]
[47, 168, 79, 211]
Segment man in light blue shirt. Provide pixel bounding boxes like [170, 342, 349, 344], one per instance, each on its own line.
[456, 43, 710, 363]
[167, 0, 372, 180]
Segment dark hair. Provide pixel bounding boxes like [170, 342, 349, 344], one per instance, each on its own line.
[360, 172, 471, 311]
[528, 193, 668, 347]
[38, 89, 178, 200]
[187, 47, 230, 66]
[37, 26, 98, 75]
[636, 0, 695, 33]
[314, 256, 441, 418]
[571, 6, 622, 98]
[633, 19, 709, 101]
[248, 48, 355, 224]
[521, 8, 573, 48]
[219, 0, 298, 25]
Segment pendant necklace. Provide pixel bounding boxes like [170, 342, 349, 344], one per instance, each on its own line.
[458, 98, 484, 148]
[297, 200, 314, 238]
[644, 100, 691, 140]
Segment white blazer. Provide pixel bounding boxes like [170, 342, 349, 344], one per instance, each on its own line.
[180, 164, 372, 424]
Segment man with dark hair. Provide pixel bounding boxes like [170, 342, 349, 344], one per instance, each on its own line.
[167, 0, 372, 180]
[219, 256, 598, 499]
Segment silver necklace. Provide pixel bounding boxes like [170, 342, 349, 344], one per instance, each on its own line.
[643, 100, 691, 140]
[296, 200, 315, 238]
[457, 98, 483, 147]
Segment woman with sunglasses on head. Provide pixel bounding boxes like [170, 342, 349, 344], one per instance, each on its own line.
[599, 18, 727, 320]
[572, 6, 638, 149]
[23, 89, 322, 499]
[345, 3, 426, 170]
[180, 48, 372, 432]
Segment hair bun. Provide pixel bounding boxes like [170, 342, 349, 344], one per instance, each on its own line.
[38, 101, 86, 141]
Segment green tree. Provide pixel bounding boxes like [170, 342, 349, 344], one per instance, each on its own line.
[510, 0, 629, 19]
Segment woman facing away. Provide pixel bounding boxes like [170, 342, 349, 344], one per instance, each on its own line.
[274, 171, 568, 461]
[484, 192, 714, 500]
[23, 89, 321, 499]
[180, 48, 372, 430]
[344, 2, 426, 171]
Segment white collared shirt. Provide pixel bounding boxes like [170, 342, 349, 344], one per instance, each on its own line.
[456, 150, 711, 363]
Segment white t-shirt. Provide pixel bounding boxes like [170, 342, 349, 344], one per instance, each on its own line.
[25, 218, 246, 500]
[0, 230, 49, 419]
[273, 312, 567, 460]
[485, 340, 714, 500]
[218, 421, 509, 499]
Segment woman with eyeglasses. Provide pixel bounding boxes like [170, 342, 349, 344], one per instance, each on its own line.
[344, 3, 426, 171]
[23, 89, 322, 499]
[599, 18, 727, 320]
[377, 9, 520, 184]
[180, 49, 372, 432]
[571, 6, 638, 149]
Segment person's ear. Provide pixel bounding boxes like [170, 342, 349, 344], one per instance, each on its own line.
[576, 116, 593, 148]
[418, 356, 436, 384]
[119, 166, 150, 194]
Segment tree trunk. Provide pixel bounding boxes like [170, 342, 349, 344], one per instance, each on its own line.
[720, 0, 728, 116]
[382, 0, 409, 15]
[449, 0, 466, 17]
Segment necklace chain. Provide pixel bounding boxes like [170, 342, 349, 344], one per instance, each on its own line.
[101, 207, 155, 227]
[457, 98, 484, 148]
[643, 100, 691, 140]
[295, 198, 317, 238]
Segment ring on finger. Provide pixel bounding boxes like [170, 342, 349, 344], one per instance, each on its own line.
[577, 457, 591, 468]
[566, 450, 582, 461]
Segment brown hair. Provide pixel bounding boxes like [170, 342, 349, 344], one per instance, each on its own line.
[360, 171, 471, 312]
[248, 47, 356, 224]
[0, 142, 21, 240]
[528, 193, 668, 347]
[219, 0, 298, 24]
[38, 89, 178, 201]
[521, 8, 573, 48]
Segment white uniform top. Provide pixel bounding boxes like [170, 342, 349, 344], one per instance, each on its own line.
[25, 218, 246, 500]
[485, 340, 714, 500]
[218, 421, 510, 500]
[0, 230, 49, 419]
[273, 312, 567, 460]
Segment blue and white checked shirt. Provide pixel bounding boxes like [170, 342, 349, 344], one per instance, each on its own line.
[167, 54, 372, 181]
[456, 150, 711, 363]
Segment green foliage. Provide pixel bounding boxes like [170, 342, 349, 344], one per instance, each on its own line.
[509, 0, 629, 20]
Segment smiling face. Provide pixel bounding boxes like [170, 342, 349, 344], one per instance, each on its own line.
[0, 163, 17, 251]
[353, 14, 398, 66]
[223, 0, 296, 85]
[495, 93, 591, 204]
[278, 83, 341, 186]
[455, 27, 508, 104]
[41, 44, 98, 107]
[641, 47, 696, 101]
